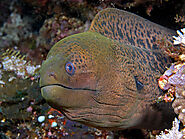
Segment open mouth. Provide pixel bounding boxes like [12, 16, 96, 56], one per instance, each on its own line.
[40, 84, 97, 92]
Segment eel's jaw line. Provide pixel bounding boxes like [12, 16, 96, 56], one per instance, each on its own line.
[40, 83, 97, 92]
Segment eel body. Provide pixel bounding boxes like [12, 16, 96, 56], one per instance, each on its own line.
[40, 8, 176, 130]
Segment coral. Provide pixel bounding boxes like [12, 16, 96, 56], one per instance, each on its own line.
[36, 13, 87, 49]
[158, 28, 185, 132]
[158, 28, 185, 61]
[174, 1, 185, 28]
[1, 48, 40, 79]
[158, 63, 185, 91]
[0, 12, 32, 48]
[157, 62, 185, 104]
[0, 76, 44, 120]
[175, 14, 185, 27]
[156, 118, 184, 139]
[173, 28, 185, 46]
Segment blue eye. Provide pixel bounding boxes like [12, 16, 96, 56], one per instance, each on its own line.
[65, 62, 75, 75]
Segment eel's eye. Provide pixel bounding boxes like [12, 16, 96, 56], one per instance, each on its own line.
[65, 62, 75, 75]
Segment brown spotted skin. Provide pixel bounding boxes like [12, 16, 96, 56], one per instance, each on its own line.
[90, 8, 174, 50]
[90, 8, 175, 73]
[40, 8, 176, 130]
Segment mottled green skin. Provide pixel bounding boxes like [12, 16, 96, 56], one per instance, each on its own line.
[40, 8, 175, 130]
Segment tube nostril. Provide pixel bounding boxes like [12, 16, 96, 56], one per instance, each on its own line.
[48, 72, 57, 80]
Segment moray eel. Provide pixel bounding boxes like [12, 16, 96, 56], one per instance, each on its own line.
[40, 8, 176, 130]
